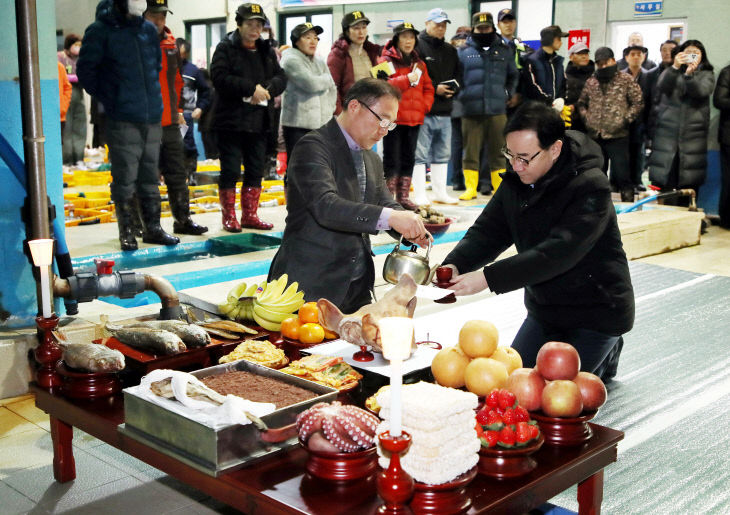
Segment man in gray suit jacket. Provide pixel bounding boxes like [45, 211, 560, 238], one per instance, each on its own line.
[269, 78, 430, 312]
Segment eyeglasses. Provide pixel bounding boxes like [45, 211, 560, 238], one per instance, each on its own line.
[358, 101, 397, 131]
[501, 146, 542, 167]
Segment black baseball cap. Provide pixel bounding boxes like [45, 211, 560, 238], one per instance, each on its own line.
[236, 3, 267, 23]
[624, 44, 648, 54]
[498, 8, 515, 22]
[146, 0, 172, 14]
[393, 22, 419, 37]
[594, 47, 615, 63]
[342, 10, 370, 29]
[291, 22, 323, 46]
[540, 25, 569, 43]
[471, 12, 494, 29]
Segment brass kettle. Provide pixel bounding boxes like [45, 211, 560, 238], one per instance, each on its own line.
[383, 236, 438, 286]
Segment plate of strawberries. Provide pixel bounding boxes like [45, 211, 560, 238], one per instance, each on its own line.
[475, 388, 544, 479]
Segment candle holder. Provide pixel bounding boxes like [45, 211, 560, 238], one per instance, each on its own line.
[34, 314, 62, 389]
[376, 430, 414, 514]
[352, 344, 375, 362]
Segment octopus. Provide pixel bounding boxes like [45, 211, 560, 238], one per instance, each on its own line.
[296, 401, 380, 453]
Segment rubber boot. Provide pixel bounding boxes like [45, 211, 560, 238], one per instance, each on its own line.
[490, 168, 505, 193]
[169, 188, 208, 235]
[219, 188, 241, 233]
[430, 163, 458, 205]
[115, 198, 138, 251]
[386, 176, 398, 197]
[396, 176, 418, 211]
[240, 186, 273, 230]
[459, 169, 479, 200]
[411, 164, 430, 206]
[130, 194, 144, 237]
[139, 198, 180, 246]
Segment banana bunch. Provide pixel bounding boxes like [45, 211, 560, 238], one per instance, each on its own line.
[218, 274, 305, 332]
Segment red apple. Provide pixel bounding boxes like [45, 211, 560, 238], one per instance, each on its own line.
[541, 380, 583, 417]
[505, 368, 546, 411]
[535, 341, 581, 381]
[573, 371, 607, 411]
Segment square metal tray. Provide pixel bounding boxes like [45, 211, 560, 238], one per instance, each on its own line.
[120, 359, 337, 476]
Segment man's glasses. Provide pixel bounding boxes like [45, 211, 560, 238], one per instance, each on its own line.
[501, 146, 542, 167]
[358, 101, 397, 131]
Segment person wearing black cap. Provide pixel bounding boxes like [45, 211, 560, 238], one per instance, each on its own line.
[328, 11, 382, 115]
[210, 3, 287, 232]
[144, 0, 208, 236]
[497, 8, 532, 75]
[522, 25, 568, 106]
[378, 22, 435, 210]
[617, 32, 656, 71]
[621, 44, 653, 192]
[77, 0, 175, 251]
[280, 23, 337, 168]
[577, 47, 643, 202]
[456, 11, 518, 201]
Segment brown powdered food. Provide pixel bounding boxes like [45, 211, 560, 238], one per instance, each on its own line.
[201, 370, 317, 409]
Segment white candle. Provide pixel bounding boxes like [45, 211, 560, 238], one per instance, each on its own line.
[378, 317, 414, 438]
[39, 265, 51, 318]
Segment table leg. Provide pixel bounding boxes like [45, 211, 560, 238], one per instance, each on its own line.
[577, 469, 604, 515]
[49, 416, 76, 483]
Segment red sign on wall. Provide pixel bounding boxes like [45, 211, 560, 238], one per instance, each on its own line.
[568, 29, 591, 50]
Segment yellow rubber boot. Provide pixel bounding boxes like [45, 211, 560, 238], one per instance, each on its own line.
[491, 169, 505, 193]
[459, 169, 479, 200]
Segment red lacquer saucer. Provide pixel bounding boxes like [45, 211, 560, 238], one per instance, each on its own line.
[478, 435, 544, 479]
[529, 410, 597, 446]
[411, 466, 477, 514]
[56, 361, 121, 400]
[299, 438, 377, 481]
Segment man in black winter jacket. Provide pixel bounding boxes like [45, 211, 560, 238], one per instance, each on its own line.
[210, 3, 287, 232]
[440, 102, 634, 381]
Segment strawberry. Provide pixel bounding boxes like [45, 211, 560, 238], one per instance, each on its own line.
[486, 389, 500, 409]
[528, 422, 540, 440]
[476, 409, 490, 426]
[502, 407, 518, 425]
[498, 389, 517, 410]
[515, 422, 531, 444]
[475, 422, 485, 438]
[485, 409, 503, 427]
[514, 405, 530, 423]
[485, 430, 499, 448]
[497, 426, 516, 447]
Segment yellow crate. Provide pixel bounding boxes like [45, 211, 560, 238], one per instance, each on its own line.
[262, 179, 284, 189]
[72, 170, 112, 186]
[192, 195, 219, 204]
[64, 208, 113, 226]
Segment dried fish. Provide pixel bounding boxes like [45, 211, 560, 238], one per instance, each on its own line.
[150, 376, 267, 430]
[127, 320, 211, 347]
[200, 327, 243, 340]
[199, 319, 258, 335]
[105, 323, 186, 355]
[63, 343, 125, 372]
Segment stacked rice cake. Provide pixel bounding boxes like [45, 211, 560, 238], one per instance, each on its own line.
[376, 381, 480, 485]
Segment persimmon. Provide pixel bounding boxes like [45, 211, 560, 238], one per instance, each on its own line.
[280, 316, 302, 340]
[298, 302, 320, 324]
[299, 323, 325, 344]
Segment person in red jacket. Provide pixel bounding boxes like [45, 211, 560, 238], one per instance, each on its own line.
[327, 11, 382, 115]
[378, 22, 435, 210]
[58, 62, 73, 131]
[144, 0, 207, 235]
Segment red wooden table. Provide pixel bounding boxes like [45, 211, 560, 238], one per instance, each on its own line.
[32, 384, 623, 514]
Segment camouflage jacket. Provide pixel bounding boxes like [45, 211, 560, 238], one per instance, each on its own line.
[577, 72, 643, 139]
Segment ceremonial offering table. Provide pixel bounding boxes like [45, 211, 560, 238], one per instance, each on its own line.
[32, 383, 623, 514]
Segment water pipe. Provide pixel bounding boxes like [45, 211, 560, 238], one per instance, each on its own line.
[618, 188, 697, 214]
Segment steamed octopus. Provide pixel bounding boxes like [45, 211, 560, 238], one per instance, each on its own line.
[296, 401, 380, 453]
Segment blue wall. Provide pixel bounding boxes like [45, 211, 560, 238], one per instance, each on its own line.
[0, 0, 65, 328]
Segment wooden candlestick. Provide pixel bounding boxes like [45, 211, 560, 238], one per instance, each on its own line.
[376, 430, 414, 514]
[34, 314, 62, 389]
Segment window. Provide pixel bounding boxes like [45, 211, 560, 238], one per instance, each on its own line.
[185, 18, 227, 70]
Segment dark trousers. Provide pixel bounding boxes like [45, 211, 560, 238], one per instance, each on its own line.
[282, 126, 311, 161]
[182, 112, 198, 158]
[448, 118, 464, 187]
[62, 86, 87, 164]
[628, 138, 645, 186]
[216, 129, 266, 189]
[511, 315, 623, 381]
[200, 129, 218, 160]
[383, 124, 420, 179]
[595, 136, 632, 190]
[720, 143, 730, 227]
[159, 125, 189, 194]
[106, 118, 162, 203]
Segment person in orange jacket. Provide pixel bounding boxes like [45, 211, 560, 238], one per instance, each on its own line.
[58, 61, 73, 131]
[378, 22, 434, 210]
[144, 0, 207, 235]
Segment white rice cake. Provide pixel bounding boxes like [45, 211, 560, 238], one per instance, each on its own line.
[376, 381, 478, 418]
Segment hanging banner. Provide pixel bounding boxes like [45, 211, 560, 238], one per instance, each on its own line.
[568, 29, 590, 51]
[634, 1, 663, 17]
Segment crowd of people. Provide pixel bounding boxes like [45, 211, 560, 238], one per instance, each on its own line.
[66, 0, 730, 251]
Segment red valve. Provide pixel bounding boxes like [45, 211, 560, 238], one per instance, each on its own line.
[94, 259, 115, 275]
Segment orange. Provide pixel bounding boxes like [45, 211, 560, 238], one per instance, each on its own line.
[299, 323, 325, 344]
[280, 316, 301, 340]
[299, 302, 320, 324]
[323, 328, 338, 340]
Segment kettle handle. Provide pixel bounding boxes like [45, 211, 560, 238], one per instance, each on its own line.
[398, 234, 432, 259]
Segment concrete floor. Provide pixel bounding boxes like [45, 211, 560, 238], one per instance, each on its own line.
[2, 190, 730, 514]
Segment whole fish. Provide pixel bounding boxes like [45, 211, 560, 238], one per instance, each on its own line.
[199, 319, 258, 335]
[127, 320, 211, 348]
[63, 343, 125, 372]
[105, 323, 186, 355]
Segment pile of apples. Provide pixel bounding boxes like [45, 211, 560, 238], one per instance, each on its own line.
[430, 320, 523, 396]
[506, 341, 607, 418]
